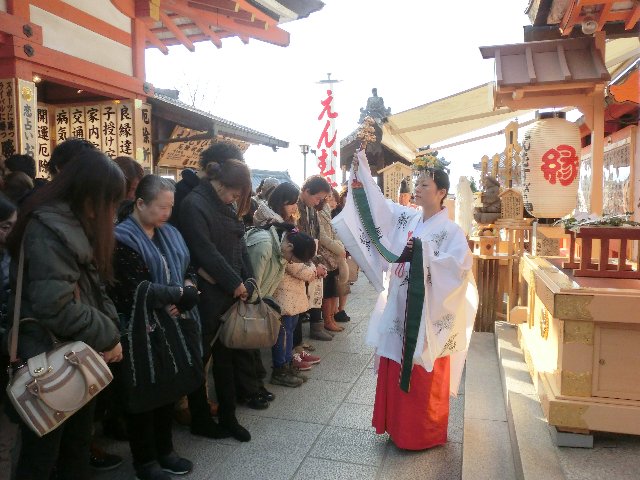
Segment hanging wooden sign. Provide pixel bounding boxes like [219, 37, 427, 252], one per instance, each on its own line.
[135, 101, 153, 171]
[36, 105, 51, 177]
[117, 102, 134, 157]
[85, 105, 101, 149]
[17, 79, 37, 161]
[100, 103, 118, 158]
[0, 79, 17, 163]
[55, 107, 70, 144]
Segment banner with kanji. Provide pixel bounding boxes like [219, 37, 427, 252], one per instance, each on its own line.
[316, 89, 338, 187]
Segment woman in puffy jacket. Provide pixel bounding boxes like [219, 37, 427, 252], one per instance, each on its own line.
[7, 151, 125, 480]
[251, 183, 318, 387]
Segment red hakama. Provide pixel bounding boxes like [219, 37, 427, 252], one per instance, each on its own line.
[372, 356, 450, 450]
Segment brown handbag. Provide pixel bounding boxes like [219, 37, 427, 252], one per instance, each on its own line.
[6, 242, 113, 437]
[213, 279, 281, 349]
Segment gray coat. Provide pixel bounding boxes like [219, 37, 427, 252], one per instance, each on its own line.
[10, 201, 120, 353]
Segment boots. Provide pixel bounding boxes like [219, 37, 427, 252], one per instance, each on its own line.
[323, 299, 343, 332]
[270, 366, 303, 387]
[288, 362, 309, 383]
[310, 322, 333, 341]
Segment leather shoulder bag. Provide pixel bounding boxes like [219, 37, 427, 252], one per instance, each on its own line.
[214, 279, 281, 349]
[6, 242, 113, 437]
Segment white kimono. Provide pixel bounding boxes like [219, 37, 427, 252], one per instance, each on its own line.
[332, 150, 478, 395]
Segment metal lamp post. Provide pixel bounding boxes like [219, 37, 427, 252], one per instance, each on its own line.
[300, 144, 310, 180]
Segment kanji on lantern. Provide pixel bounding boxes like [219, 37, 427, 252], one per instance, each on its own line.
[540, 144, 579, 186]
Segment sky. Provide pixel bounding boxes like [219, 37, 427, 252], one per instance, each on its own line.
[145, 0, 535, 187]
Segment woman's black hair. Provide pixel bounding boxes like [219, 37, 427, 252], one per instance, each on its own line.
[0, 191, 17, 222]
[262, 221, 316, 263]
[199, 142, 244, 170]
[9, 150, 125, 280]
[48, 137, 97, 176]
[268, 182, 299, 219]
[418, 168, 450, 206]
[117, 174, 175, 222]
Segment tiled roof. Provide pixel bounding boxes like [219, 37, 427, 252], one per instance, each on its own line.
[479, 37, 610, 87]
[149, 93, 288, 150]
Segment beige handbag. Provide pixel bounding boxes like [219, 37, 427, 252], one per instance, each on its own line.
[6, 243, 113, 437]
[347, 256, 360, 283]
[307, 276, 323, 309]
[215, 279, 281, 349]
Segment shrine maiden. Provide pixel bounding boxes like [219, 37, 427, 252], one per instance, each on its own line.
[332, 150, 478, 450]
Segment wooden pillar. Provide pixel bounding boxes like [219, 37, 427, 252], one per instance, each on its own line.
[589, 85, 605, 215]
[132, 19, 146, 81]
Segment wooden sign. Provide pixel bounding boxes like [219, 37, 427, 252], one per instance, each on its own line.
[55, 107, 70, 143]
[135, 101, 153, 171]
[101, 103, 118, 158]
[70, 106, 85, 139]
[117, 102, 134, 157]
[158, 126, 210, 169]
[378, 161, 413, 201]
[499, 188, 524, 219]
[85, 105, 101, 149]
[0, 79, 17, 163]
[36, 105, 51, 177]
[17, 79, 37, 161]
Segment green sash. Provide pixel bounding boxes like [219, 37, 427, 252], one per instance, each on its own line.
[352, 185, 424, 392]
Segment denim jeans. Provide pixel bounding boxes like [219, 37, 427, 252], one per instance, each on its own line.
[272, 315, 299, 368]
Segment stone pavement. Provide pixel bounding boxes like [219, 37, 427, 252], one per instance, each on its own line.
[97, 276, 464, 480]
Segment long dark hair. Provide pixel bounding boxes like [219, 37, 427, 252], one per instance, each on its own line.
[9, 151, 125, 279]
[268, 182, 299, 221]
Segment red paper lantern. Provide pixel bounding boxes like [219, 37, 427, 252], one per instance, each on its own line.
[522, 112, 581, 218]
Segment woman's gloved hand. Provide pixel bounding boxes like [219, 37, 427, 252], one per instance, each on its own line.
[176, 285, 199, 312]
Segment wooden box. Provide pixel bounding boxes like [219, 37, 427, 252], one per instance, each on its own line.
[518, 254, 640, 435]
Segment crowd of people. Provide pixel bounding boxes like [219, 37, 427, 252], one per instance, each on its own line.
[0, 139, 354, 480]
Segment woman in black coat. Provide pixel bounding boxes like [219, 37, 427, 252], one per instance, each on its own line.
[178, 143, 257, 442]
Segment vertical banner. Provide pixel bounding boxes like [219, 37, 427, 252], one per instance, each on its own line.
[101, 103, 117, 158]
[135, 101, 153, 172]
[85, 105, 101, 149]
[55, 107, 70, 144]
[316, 88, 338, 187]
[0, 79, 17, 163]
[36, 105, 51, 177]
[17, 79, 37, 162]
[117, 102, 134, 157]
[70, 106, 85, 139]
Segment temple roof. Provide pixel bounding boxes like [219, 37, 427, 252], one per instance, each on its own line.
[479, 37, 610, 88]
[150, 92, 288, 149]
[116, 0, 324, 51]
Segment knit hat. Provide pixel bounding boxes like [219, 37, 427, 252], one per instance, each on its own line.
[259, 177, 280, 200]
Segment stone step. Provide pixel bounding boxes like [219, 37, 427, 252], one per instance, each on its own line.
[462, 332, 516, 480]
[494, 322, 565, 480]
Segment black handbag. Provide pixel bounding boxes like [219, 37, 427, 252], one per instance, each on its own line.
[119, 281, 203, 414]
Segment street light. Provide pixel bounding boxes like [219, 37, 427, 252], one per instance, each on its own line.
[300, 144, 310, 180]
